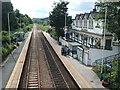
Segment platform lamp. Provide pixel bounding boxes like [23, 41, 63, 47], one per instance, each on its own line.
[95, 2, 108, 81]
[8, 11, 13, 49]
[8, 11, 16, 62]
[65, 13, 66, 30]
[64, 13, 67, 39]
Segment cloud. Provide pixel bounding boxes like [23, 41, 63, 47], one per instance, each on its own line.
[67, 0, 96, 18]
[71, 2, 95, 12]
[11, 0, 97, 18]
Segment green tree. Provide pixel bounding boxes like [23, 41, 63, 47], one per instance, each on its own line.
[2, 2, 33, 61]
[96, 2, 120, 88]
[9, 12, 19, 31]
[96, 2, 120, 40]
[2, 2, 13, 31]
[14, 9, 21, 18]
[49, 0, 72, 38]
[2, 2, 19, 31]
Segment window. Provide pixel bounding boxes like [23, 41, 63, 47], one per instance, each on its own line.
[84, 20, 87, 28]
[105, 39, 112, 50]
[81, 20, 82, 28]
[91, 20, 93, 28]
[89, 19, 93, 29]
[76, 20, 78, 27]
[85, 20, 87, 28]
[79, 20, 82, 28]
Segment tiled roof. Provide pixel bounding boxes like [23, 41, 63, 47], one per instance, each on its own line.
[90, 12, 98, 19]
[79, 14, 84, 19]
[75, 14, 79, 20]
[84, 13, 90, 19]
[74, 11, 98, 20]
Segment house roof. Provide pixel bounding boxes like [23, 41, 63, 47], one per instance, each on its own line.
[79, 14, 84, 19]
[90, 12, 98, 19]
[75, 14, 79, 20]
[83, 13, 90, 19]
[73, 10, 98, 20]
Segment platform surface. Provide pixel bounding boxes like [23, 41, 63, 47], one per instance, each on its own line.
[43, 31, 105, 89]
[4, 30, 105, 89]
[5, 31, 32, 88]
[0, 32, 30, 90]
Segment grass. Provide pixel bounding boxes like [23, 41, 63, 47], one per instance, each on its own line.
[39, 24, 58, 40]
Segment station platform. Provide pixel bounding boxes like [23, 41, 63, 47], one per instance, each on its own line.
[5, 29, 105, 89]
[5, 31, 32, 88]
[43, 32, 105, 89]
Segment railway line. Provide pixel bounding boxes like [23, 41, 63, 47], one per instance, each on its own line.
[18, 25, 80, 89]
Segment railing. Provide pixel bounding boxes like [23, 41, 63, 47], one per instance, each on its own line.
[93, 53, 120, 65]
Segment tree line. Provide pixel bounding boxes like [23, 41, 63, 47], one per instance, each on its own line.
[2, 2, 33, 32]
[49, 0, 72, 39]
[95, 1, 120, 41]
[1, 2, 33, 61]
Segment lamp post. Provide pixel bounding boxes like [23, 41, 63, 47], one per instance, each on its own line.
[100, 6, 107, 81]
[20, 14, 21, 30]
[64, 13, 68, 39]
[95, 2, 108, 80]
[8, 12, 12, 49]
[65, 13, 66, 30]
[8, 11, 16, 62]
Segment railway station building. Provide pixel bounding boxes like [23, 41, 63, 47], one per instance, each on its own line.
[59, 8, 120, 66]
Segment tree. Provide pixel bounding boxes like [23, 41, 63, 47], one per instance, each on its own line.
[9, 12, 19, 31]
[96, 2, 120, 88]
[2, 2, 19, 31]
[2, 2, 33, 61]
[2, 2, 13, 31]
[2, 2, 33, 32]
[96, 2, 120, 40]
[14, 9, 21, 18]
[49, 0, 72, 38]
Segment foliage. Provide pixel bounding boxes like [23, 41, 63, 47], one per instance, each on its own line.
[37, 21, 50, 31]
[49, 28, 58, 40]
[95, 2, 120, 88]
[1, 31, 11, 61]
[39, 23, 58, 40]
[2, 2, 33, 32]
[95, 2, 120, 40]
[49, 0, 72, 38]
[2, 2, 19, 32]
[2, 2, 13, 31]
[2, 2, 33, 61]
[93, 58, 120, 88]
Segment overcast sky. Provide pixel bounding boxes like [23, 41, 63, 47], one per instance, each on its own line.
[11, 0, 97, 19]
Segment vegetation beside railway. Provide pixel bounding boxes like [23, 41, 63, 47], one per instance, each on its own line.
[93, 58, 120, 89]
[39, 22, 58, 40]
[92, 2, 120, 89]
[34, 0, 72, 41]
[1, 2, 33, 62]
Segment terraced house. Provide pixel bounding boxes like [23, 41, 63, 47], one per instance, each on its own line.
[60, 8, 120, 66]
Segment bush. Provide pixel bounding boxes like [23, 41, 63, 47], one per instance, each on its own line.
[93, 59, 120, 88]
[2, 47, 9, 61]
[2, 47, 8, 54]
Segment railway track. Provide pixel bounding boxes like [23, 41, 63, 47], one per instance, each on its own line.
[40, 32, 68, 88]
[18, 24, 80, 89]
[25, 27, 40, 88]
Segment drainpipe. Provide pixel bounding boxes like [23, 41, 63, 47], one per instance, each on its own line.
[82, 48, 84, 64]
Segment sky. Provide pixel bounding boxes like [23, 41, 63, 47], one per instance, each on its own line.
[11, 0, 97, 19]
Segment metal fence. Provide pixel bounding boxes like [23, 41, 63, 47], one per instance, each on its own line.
[93, 53, 120, 65]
